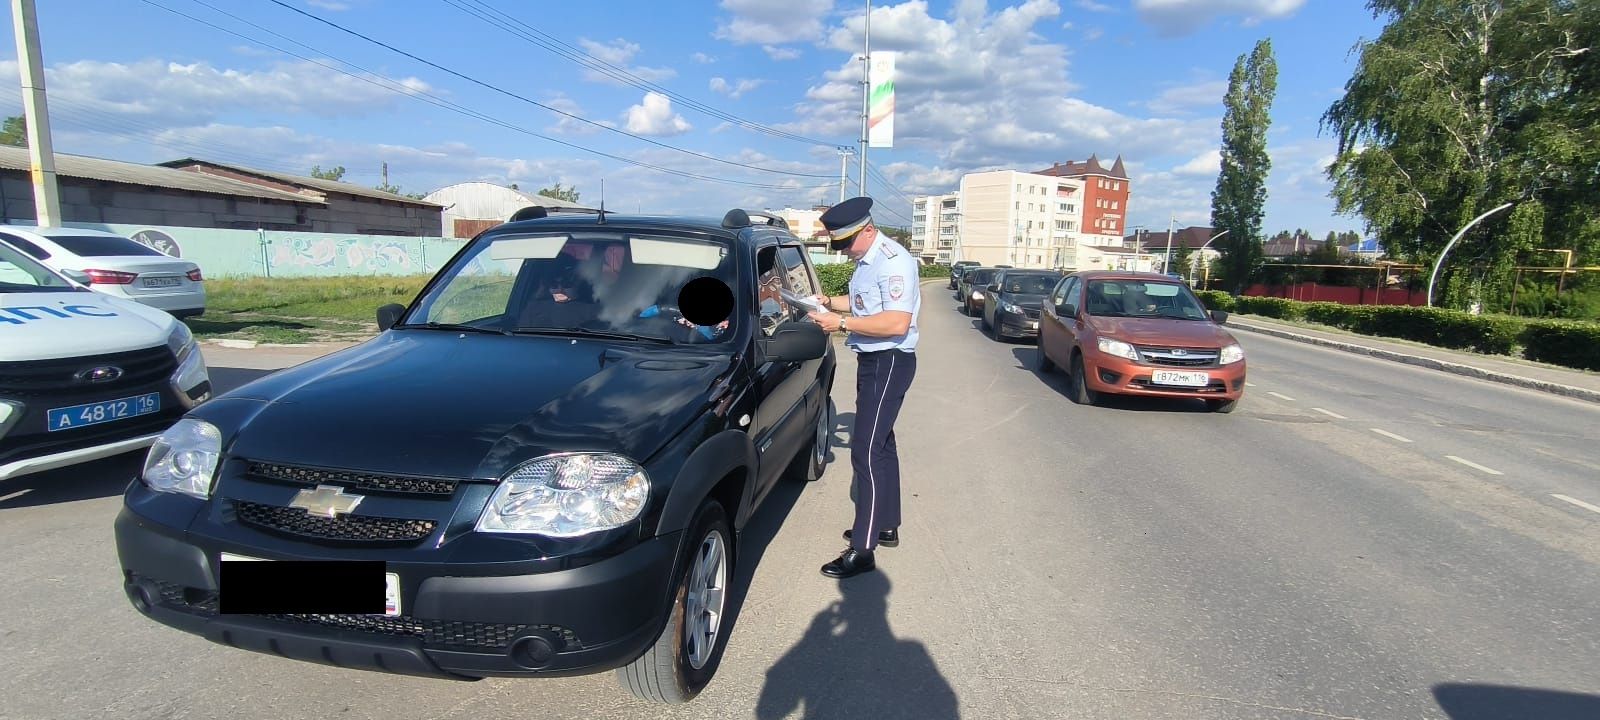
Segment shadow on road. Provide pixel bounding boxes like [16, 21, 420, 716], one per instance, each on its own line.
[208, 366, 279, 392]
[716, 468, 812, 657]
[756, 571, 960, 720]
[830, 409, 855, 453]
[0, 453, 141, 509]
[1009, 348, 1214, 414]
[1434, 683, 1600, 720]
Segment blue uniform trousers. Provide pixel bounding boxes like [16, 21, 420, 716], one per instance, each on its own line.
[850, 349, 917, 552]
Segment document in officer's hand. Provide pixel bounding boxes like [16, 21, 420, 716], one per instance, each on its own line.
[780, 287, 827, 314]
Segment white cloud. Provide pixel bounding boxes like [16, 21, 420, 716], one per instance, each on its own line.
[1133, 0, 1306, 37]
[623, 92, 692, 136]
[692, 52, 716, 64]
[1076, 0, 1113, 11]
[716, 0, 835, 45]
[709, 77, 765, 99]
[1084, 26, 1105, 41]
[763, 45, 804, 61]
[543, 94, 612, 135]
[1174, 149, 1221, 176]
[306, 0, 351, 10]
[0, 59, 431, 128]
[1143, 79, 1228, 114]
[575, 38, 677, 85]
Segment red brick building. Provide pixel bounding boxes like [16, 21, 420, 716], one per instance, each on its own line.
[1034, 155, 1130, 245]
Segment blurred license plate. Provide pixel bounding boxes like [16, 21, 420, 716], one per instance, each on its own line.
[1151, 370, 1210, 387]
[1026, 320, 1039, 329]
[143, 277, 181, 288]
[47, 393, 159, 431]
[219, 553, 400, 616]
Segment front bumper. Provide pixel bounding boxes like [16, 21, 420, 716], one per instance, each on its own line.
[994, 313, 1041, 338]
[115, 507, 682, 680]
[1084, 352, 1246, 400]
[0, 432, 161, 481]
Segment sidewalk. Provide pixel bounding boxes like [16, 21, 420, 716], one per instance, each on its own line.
[1228, 314, 1600, 405]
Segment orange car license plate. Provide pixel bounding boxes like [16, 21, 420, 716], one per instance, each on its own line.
[1151, 370, 1209, 387]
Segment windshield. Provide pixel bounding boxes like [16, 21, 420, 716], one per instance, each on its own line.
[46, 234, 166, 257]
[1084, 279, 1209, 320]
[406, 231, 738, 344]
[1002, 275, 1059, 295]
[966, 269, 997, 285]
[0, 241, 78, 293]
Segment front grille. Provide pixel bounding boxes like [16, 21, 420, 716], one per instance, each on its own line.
[0, 345, 176, 397]
[1023, 307, 1041, 319]
[246, 462, 458, 497]
[135, 575, 580, 651]
[1136, 346, 1219, 367]
[234, 500, 436, 544]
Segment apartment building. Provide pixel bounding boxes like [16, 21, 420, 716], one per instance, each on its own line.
[954, 170, 1088, 270]
[912, 193, 960, 264]
[1035, 155, 1130, 247]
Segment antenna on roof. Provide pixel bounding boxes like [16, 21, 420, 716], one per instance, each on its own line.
[599, 179, 606, 224]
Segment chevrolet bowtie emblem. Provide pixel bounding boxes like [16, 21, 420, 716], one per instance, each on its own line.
[288, 484, 364, 519]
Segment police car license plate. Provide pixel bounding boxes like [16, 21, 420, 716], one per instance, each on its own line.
[219, 553, 401, 616]
[142, 277, 182, 288]
[47, 393, 160, 432]
[1151, 370, 1210, 387]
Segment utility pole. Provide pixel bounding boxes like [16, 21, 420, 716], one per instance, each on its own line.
[1163, 213, 1175, 274]
[11, 0, 60, 226]
[857, 0, 870, 197]
[381, 161, 389, 189]
[836, 147, 855, 203]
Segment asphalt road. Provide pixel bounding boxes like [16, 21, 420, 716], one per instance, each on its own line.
[3, 287, 1598, 720]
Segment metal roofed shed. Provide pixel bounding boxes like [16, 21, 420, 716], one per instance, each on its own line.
[424, 181, 598, 239]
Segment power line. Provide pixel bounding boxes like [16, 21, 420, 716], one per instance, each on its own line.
[442, 0, 839, 149]
[134, 0, 832, 191]
[263, 0, 834, 179]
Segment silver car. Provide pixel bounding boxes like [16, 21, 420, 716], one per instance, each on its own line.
[0, 226, 205, 317]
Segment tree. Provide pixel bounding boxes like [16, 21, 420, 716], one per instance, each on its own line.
[1, 116, 26, 147]
[1322, 0, 1600, 309]
[1170, 241, 1195, 277]
[309, 165, 346, 181]
[538, 182, 581, 203]
[1210, 39, 1279, 294]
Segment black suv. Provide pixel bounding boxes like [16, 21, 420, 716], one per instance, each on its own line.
[114, 208, 837, 703]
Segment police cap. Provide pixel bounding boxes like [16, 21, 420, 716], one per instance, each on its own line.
[820, 196, 874, 251]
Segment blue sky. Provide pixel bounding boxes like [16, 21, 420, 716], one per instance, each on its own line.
[1, 0, 1384, 236]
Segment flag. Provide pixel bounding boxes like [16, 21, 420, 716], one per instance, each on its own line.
[868, 52, 895, 148]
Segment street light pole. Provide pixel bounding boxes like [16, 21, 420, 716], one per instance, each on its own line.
[1163, 213, 1175, 274]
[11, 0, 60, 226]
[857, 0, 870, 197]
[1426, 202, 1514, 307]
[1191, 229, 1230, 284]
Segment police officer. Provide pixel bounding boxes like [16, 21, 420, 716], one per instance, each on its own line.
[806, 197, 920, 579]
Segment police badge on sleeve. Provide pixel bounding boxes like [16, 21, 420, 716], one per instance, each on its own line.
[888, 275, 905, 301]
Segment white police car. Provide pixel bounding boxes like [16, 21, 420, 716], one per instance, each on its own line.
[0, 238, 211, 481]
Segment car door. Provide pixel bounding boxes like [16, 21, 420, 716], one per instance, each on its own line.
[1042, 276, 1080, 364]
[750, 242, 813, 493]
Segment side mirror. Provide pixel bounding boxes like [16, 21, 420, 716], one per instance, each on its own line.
[62, 268, 91, 285]
[1059, 303, 1077, 318]
[763, 320, 828, 363]
[377, 303, 406, 331]
[1210, 310, 1229, 325]
[987, 283, 1001, 293]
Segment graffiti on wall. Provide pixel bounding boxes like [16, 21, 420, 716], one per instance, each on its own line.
[270, 237, 418, 272]
[130, 229, 183, 258]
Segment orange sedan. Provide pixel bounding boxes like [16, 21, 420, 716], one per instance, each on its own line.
[1036, 271, 1246, 412]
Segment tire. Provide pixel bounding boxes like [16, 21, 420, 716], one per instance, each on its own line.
[1069, 354, 1101, 406]
[787, 395, 832, 482]
[1206, 397, 1240, 414]
[981, 310, 991, 331]
[1037, 346, 1057, 374]
[618, 501, 734, 704]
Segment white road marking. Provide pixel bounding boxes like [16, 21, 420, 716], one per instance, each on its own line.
[1311, 407, 1348, 420]
[1369, 428, 1413, 443]
[1445, 455, 1504, 476]
[1551, 494, 1600, 516]
[1245, 382, 1257, 387]
[1268, 391, 1296, 402]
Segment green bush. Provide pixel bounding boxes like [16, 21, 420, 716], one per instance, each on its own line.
[920, 263, 951, 279]
[1520, 319, 1600, 371]
[1234, 296, 1304, 320]
[816, 263, 852, 295]
[1195, 290, 1235, 312]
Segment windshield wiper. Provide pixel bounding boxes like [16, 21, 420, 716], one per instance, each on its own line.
[401, 321, 509, 335]
[512, 326, 674, 344]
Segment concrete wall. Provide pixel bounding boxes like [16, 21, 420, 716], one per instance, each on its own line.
[1, 173, 442, 237]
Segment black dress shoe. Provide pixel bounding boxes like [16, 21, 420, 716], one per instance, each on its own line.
[843, 527, 899, 547]
[820, 548, 876, 578]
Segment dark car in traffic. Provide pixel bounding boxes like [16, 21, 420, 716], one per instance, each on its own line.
[957, 267, 999, 316]
[114, 207, 838, 704]
[948, 260, 980, 290]
[979, 269, 1064, 340]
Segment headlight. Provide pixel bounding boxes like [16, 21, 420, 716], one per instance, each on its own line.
[1219, 343, 1244, 365]
[142, 419, 222, 500]
[1001, 300, 1023, 314]
[0, 400, 22, 441]
[1096, 337, 1139, 361]
[971, 290, 982, 300]
[166, 322, 195, 363]
[477, 453, 650, 537]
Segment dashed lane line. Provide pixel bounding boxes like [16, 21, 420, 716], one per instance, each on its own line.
[1311, 407, 1348, 420]
[1268, 391, 1297, 402]
[1551, 494, 1600, 516]
[1370, 428, 1413, 443]
[1446, 455, 1504, 476]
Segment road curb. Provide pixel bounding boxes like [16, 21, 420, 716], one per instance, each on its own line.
[1229, 320, 1600, 405]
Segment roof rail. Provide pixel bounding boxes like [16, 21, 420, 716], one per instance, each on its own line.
[720, 208, 789, 230]
[508, 206, 607, 223]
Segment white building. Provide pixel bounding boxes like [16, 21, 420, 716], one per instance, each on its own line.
[423, 182, 595, 239]
[954, 170, 1089, 270]
[912, 193, 960, 265]
[1078, 245, 1161, 273]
